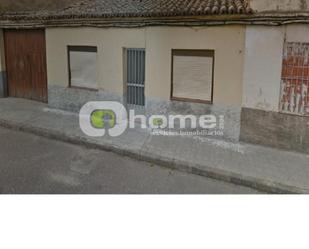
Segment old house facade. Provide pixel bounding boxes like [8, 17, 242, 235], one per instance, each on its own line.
[0, 0, 308, 153]
[241, 0, 309, 152]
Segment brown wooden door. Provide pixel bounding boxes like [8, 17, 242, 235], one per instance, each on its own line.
[4, 29, 48, 102]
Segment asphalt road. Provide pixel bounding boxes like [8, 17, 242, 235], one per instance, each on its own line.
[0, 127, 261, 194]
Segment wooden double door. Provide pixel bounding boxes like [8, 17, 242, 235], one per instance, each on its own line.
[4, 29, 47, 102]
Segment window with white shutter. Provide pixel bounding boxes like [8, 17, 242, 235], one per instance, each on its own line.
[171, 50, 214, 104]
[68, 46, 98, 90]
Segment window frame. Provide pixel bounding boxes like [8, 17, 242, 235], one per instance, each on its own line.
[170, 49, 215, 104]
[279, 42, 309, 116]
[67, 45, 98, 91]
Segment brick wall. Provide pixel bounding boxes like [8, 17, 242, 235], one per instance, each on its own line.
[280, 42, 309, 115]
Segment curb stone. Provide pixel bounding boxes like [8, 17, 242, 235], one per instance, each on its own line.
[0, 118, 307, 194]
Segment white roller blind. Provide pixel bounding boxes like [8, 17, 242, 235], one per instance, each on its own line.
[70, 50, 98, 89]
[173, 55, 213, 101]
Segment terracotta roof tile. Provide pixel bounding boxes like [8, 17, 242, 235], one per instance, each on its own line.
[65, 0, 254, 17]
[1, 0, 253, 20]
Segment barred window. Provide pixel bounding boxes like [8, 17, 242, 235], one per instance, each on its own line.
[125, 48, 145, 106]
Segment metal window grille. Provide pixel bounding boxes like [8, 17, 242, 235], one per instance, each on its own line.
[126, 48, 145, 106]
[280, 42, 309, 115]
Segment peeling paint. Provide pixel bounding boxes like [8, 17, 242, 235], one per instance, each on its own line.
[280, 42, 309, 115]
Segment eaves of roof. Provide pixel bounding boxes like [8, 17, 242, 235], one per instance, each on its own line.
[2, 11, 309, 28]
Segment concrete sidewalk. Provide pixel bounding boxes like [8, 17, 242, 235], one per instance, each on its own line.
[0, 98, 308, 193]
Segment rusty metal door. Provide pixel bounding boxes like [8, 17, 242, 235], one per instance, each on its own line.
[4, 29, 48, 102]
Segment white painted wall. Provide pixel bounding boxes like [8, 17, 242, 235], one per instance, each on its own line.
[242, 26, 285, 112]
[286, 24, 309, 42]
[46, 28, 146, 94]
[46, 26, 245, 106]
[250, 0, 309, 12]
[144, 26, 245, 105]
[243, 24, 309, 112]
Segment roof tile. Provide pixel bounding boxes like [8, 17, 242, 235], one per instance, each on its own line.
[1, 0, 253, 20]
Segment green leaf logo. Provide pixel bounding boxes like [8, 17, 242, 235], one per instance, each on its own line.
[91, 110, 116, 129]
[152, 118, 164, 127]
